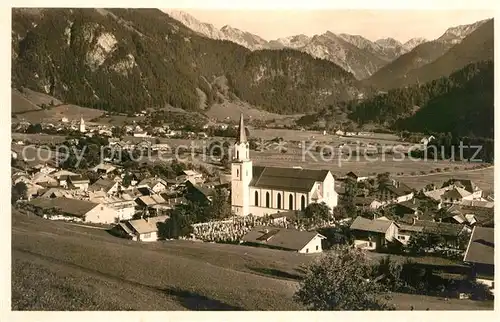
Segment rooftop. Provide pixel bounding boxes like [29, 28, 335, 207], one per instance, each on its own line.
[250, 166, 329, 193]
[464, 226, 494, 266]
[241, 226, 324, 251]
[350, 216, 395, 234]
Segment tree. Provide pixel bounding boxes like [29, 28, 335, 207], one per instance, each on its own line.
[12, 182, 28, 204]
[294, 246, 395, 310]
[26, 123, 42, 134]
[303, 202, 331, 222]
[112, 126, 125, 138]
[204, 188, 232, 221]
[376, 172, 391, 186]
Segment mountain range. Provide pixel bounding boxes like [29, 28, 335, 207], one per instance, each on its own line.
[11, 8, 494, 135]
[164, 10, 488, 80]
[11, 8, 359, 115]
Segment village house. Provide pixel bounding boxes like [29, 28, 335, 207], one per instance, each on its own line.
[151, 143, 171, 152]
[440, 204, 494, 227]
[39, 187, 75, 199]
[183, 169, 204, 183]
[31, 171, 59, 186]
[396, 223, 424, 245]
[12, 171, 31, 186]
[241, 226, 326, 253]
[68, 175, 90, 191]
[353, 196, 383, 210]
[26, 197, 118, 224]
[231, 114, 338, 217]
[33, 164, 57, 175]
[88, 178, 121, 195]
[394, 199, 422, 217]
[463, 226, 495, 293]
[442, 179, 483, 199]
[137, 177, 168, 194]
[350, 216, 399, 251]
[133, 131, 150, 138]
[372, 180, 413, 204]
[89, 192, 136, 221]
[413, 220, 470, 248]
[346, 171, 369, 182]
[92, 163, 117, 175]
[114, 215, 169, 242]
[136, 194, 167, 208]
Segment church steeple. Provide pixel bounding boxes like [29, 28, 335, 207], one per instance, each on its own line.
[237, 113, 247, 144]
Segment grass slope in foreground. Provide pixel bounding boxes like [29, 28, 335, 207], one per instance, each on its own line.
[11, 212, 494, 311]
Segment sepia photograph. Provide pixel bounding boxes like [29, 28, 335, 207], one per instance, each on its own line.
[8, 3, 495, 312]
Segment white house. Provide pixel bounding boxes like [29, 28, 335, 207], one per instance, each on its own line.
[350, 216, 399, 251]
[231, 114, 338, 217]
[137, 177, 168, 194]
[27, 197, 118, 224]
[89, 193, 136, 221]
[88, 178, 121, 195]
[241, 227, 326, 253]
[115, 215, 169, 242]
[68, 175, 90, 191]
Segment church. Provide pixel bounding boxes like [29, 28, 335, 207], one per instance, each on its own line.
[231, 114, 338, 217]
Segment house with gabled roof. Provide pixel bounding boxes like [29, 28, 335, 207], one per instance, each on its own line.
[26, 197, 118, 224]
[463, 226, 494, 292]
[88, 178, 121, 195]
[345, 171, 369, 182]
[350, 216, 399, 250]
[442, 179, 482, 199]
[137, 177, 168, 194]
[241, 226, 326, 253]
[113, 215, 169, 242]
[372, 180, 413, 204]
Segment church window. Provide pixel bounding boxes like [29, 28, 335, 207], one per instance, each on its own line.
[255, 191, 259, 206]
[301, 195, 306, 210]
[246, 170, 248, 177]
[266, 192, 270, 207]
[289, 194, 294, 210]
[237, 151, 239, 159]
[236, 169, 239, 177]
[277, 193, 282, 209]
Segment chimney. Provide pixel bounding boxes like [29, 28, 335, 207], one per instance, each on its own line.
[412, 217, 416, 225]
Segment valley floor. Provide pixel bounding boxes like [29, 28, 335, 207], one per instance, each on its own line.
[11, 212, 494, 311]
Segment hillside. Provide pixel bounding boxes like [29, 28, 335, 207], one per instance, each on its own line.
[395, 61, 494, 138]
[347, 60, 494, 138]
[11, 8, 359, 115]
[397, 19, 494, 88]
[365, 41, 454, 89]
[365, 19, 492, 90]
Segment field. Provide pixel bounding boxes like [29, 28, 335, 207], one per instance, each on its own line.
[14, 104, 105, 124]
[11, 212, 493, 311]
[11, 89, 42, 113]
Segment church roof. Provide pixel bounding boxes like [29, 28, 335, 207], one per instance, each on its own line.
[250, 166, 330, 192]
[236, 113, 247, 143]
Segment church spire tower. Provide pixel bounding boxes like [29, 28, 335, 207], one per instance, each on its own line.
[231, 114, 252, 216]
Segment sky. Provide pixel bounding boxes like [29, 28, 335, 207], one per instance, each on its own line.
[167, 9, 494, 42]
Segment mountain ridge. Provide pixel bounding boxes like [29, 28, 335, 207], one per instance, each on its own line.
[11, 8, 360, 115]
